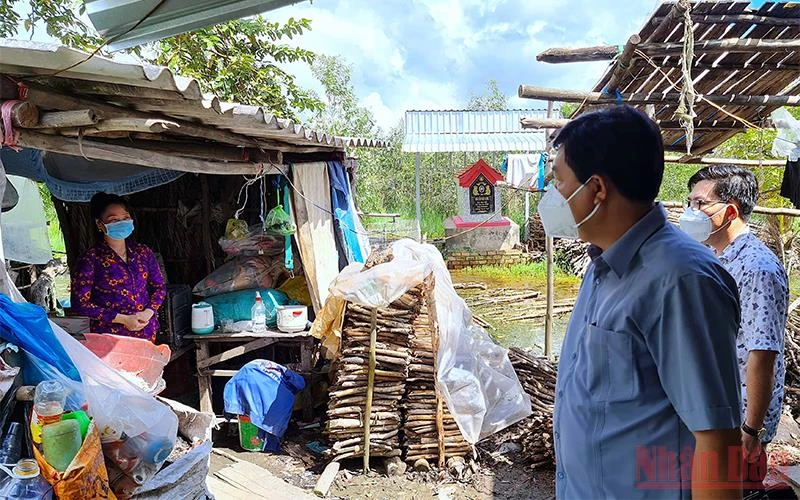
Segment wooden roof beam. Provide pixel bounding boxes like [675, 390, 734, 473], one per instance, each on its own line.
[537, 38, 800, 64]
[657, 60, 800, 72]
[652, 14, 800, 27]
[520, 117, 746, 131]
[518, 84, 800, 106]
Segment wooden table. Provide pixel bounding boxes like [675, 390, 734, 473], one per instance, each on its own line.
[185, 329, 316, 419]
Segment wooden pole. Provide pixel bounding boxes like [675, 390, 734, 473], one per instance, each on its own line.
[518, 85, 800, 107]
[605, 34, 641, 93]
[520, 117, 571, 130]
[363, 308, 378, 473]
[652, 13, 800, 27]
[661, 201, 800, 217]
[645, 3, 684, 43]
[16, 129, 264, 175]
[545, 101, 554, 360]
[664, 155, 785, 167]
[415, 152, 422, 241]
[537, 37, 800, 64]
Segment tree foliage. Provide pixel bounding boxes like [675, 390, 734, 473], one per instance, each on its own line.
[466, 80, 508, 111]
[310, 54, 377, 138]
[152, 17, 323, 120]
[0, 0, 101, 51]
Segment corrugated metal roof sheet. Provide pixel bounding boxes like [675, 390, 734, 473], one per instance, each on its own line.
[402, 110, 549, 153]
[85, 0, 304, 51]
[0, 40, 385, 150]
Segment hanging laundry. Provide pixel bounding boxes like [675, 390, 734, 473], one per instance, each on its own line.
[505, 153, 542, 188]
[780, 159, 800, 209]
[223, 360, 306, 452]
[499, 156, 508, 176]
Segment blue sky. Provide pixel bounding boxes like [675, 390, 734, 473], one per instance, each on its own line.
[19, 0, 667, 130]
[267, 0, 666, 129]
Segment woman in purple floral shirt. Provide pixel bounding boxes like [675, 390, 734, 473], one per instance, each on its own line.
[70, 193, 166, 342]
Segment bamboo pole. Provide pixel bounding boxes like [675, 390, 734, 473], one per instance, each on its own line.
[518, 85, 800, 107]
[605, 34, 641, 93]
[645, 3, 684, 43]
[363, 308, 378, 473]
[545, 101, 554, 360]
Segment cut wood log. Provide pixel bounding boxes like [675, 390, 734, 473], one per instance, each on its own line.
[0, 100, 38, 127]
[537, 45, 620, 63]
[31, 109, 97, 128]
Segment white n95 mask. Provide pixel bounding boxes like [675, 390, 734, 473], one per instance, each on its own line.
[537, 181, 599, 240]
[678, 205, 728, 243]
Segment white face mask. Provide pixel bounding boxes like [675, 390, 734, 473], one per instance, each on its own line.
[537, 180, 600, 239]
[678, 205, 728, 242]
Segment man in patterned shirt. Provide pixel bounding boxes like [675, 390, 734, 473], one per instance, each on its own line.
[682, 165, 789, 493]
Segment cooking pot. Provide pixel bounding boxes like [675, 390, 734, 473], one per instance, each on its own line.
[277, 305, 307, 333]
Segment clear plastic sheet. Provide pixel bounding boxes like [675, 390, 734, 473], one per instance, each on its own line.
[1, 176, 52, 265]
[327, 239, 532, 443]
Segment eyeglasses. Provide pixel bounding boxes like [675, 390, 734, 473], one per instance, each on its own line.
[684, 198, 727, 211]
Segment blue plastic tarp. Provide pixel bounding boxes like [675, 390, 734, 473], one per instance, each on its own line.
[328, 161, 369, 264]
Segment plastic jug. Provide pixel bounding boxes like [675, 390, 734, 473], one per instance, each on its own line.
[0, 459, 53, 499]
[191, 302, 215, 334]
[61, 410, 90, 441]
[42, 420, 82, 472]
[251, 292, 267, 333]
[30, 380, 66, 444]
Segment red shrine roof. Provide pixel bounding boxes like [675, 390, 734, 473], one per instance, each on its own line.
[456, 158, 504, 188]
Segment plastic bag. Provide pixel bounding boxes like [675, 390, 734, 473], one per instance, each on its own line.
[264, 205, 296, 236]
[33, 421, 117, 499]
[218, 225, 284, 258]
[48, 322, 178, 485]
[193, 255, 286, 298]
[326, 239, 531, 443]
[1, 175, 52, 265]
[771, 107, 800, 161]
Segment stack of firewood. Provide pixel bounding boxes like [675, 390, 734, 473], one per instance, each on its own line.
[784, 308, 800, 418]
[325, 287, 419, 462]
[404, 276, 471, 464]
[527, 214, 547, 252]
[553, 239, 591, 277]
[481, 348, 556, 469]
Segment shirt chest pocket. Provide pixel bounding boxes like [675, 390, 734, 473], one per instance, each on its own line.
[581, 325, 635, 402]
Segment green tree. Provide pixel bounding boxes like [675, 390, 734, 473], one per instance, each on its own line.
[310, 54, 377, 138]
[0, 0, 101, 51]
[467, 80, 508, 111]
[152, 17, 323, 120]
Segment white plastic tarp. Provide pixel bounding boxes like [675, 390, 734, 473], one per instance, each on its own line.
[328, 239, 532, 443]
[1, 175, 52, 265]
[771, 107, 800, 161]
[0, 160, 26, 302]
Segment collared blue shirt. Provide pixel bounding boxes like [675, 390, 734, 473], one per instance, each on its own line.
[554, 204, 742, 499]
[718, 230, 788, 443]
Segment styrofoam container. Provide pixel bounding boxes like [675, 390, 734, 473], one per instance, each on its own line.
[276, 305, 307, 333]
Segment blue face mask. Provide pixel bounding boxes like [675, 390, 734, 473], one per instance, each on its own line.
[104, 219, 134, 240]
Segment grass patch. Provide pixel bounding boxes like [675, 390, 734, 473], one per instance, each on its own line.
[453, 261, 582, 293]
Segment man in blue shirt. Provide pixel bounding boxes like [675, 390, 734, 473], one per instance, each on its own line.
[539, 106, 743, 499]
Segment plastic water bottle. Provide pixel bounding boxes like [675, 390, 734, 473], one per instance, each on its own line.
[251, 292, 267, 333]
[0, 459, 53, 499]
[30, 380, 66, 444]
[0, 423, 23, 466]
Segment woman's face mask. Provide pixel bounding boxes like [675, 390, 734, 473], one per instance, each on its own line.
[537, 179, 600, 240]
[103, 219, 134, 240]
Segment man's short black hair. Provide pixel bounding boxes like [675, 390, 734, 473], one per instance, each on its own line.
[553, 105, 664, 203]
[687, 165, 758, 220]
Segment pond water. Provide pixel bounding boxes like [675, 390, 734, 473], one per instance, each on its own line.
[450, 269, 579, 358]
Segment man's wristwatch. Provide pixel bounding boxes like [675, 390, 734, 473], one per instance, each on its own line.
[742, 422, 767, 441]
